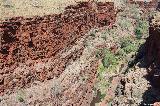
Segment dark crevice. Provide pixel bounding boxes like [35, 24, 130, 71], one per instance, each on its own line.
[0, 46, 9, 55]
[28, 41, 34, 48]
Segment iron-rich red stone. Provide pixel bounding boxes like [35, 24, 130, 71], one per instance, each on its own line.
[0, 2, 116, 95]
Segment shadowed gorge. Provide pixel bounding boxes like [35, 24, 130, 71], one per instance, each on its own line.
[1, 0, 160, 106]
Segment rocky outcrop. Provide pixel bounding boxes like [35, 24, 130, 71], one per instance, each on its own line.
[0, 19, 109, 106]
[0, 2, 116, 96]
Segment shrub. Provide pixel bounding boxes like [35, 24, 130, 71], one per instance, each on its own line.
[102, 49, 118, 68]
[135, 27, 143, 39]
[101, 33, 107, 40]
[16, 90, 25, 103]
[123, 43, 137, 54]
[89, 28, 98, 37]
[96, 62, 110, 100]
[119, 37, 133, 48]
[95, 50, 101, 58]
[119, 37, 138, 54]
[114, 0, 127, 9]
[135, 20, 149, 39]
[127, 4, 141, 19]
[90, 33, 96, 37]
[97, 63, 106, 80]
[117, 18, 132, 31]
[116, 49, 126, 59]
[17, 96, 24, 102]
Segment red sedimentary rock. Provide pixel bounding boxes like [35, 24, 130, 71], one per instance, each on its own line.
[0, 2, 116, 95]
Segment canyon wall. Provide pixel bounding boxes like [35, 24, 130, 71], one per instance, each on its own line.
[144, 11, 160, 89]
[0, 2, 116, 95]
[145, 26, 160, 67]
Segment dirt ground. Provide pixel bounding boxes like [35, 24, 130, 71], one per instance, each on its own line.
[0, 0, 115, 20]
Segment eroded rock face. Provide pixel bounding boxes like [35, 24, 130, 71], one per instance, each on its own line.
[0, 2, 116, 96]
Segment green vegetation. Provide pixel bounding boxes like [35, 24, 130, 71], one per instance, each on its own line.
[135, 27, 143, 39]
[120, 37, 133, 48]
[95, 34, 145, 100]
[93, 1, 149, 105]
[16, 90, 25, 103]
[95, 49, 118, 100]
[128, 4, 141, 19]
[17, 96, 24, 102]
[117, 18, 132, 31]
[96, 63, 110, 100]
[119, 37, 138, 54]
[89, 28, 98, 37]
[99, 36, 139, 73]
[135, 20, 149, 39]
[102, 49, 118, 68]
[123, 44, 137, 54]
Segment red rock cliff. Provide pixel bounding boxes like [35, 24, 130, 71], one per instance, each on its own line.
[0, 2, 116, 95]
